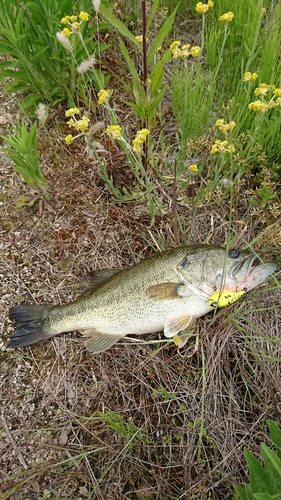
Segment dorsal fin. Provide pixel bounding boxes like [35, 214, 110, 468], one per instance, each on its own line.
[80, 269, 122, 296]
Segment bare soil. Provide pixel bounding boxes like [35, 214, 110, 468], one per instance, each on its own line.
[0, 83, 281, 500]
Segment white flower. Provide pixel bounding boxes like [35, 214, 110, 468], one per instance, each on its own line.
[36, 103, 48, 124]
[92, 0, 101, 13]
[77, 55, 96, 74]
[56, 32, 73, 52]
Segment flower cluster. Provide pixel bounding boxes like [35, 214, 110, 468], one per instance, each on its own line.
[195, 1, 214, 14]
[255, 83, 271, 96]
[106, 125, 122, 140]
[248, 84, 281, 113]
[211, 140, 235, 154]
[132, 129, 150, 154]
[211, 118, 236, 154]
[170, 41, 201, 59]
[244, 71, 258, 82]
[215, 119, 236, 133]
[219, 12, 234, 22]
[97, 89, 111, 105]
[59, 11, 89, 38]
[135, 35, 148, 44]
[64, 107, 90, 144]
[188, 164, 199, 173]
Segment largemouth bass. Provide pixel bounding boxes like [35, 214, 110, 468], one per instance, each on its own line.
[7, 245, 277, 353]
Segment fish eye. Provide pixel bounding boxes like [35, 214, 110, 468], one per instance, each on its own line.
[228, 249, 240, 259]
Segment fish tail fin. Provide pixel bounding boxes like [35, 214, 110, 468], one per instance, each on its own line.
[8, 304, 53, 348]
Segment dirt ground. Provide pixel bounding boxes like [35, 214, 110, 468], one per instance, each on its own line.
[0, 82, 281, 500]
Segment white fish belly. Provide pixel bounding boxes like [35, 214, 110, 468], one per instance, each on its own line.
[81, 296, 213, 336]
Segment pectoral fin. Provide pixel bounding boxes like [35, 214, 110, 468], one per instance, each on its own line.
[146, 283, 181, 300]
[164, 315, 196, 338]
[80, 328, 126, 353]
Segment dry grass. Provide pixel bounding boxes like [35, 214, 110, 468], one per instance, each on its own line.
[0, 81, 281, 500]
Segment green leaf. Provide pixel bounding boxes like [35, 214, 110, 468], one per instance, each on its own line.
[124, 101, 146, 119]
[119, 39, 139, 80]
[148, 5, 178, 65]
[268, 421, 281, 459]
[254, 494, 281, 500]
[146, 0, 159, 31]
[233, 484, 252, 500]
[132, 77, 147, 106]
[260, 443, 281, 479]
[244, 448, 270, 494]
[147, 85, 167, 114]
[0, 68, 18, 81]
[16, 195, 39, 208]
[99, 4, 139, 48]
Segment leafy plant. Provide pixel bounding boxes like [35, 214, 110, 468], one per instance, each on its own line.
[0, 0, 108, 111]
[234, 420, 281, 500]
[0, 122, 49, 205]
[97, 409, 152, 446]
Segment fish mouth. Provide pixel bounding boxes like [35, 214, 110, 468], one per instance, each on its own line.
[233, 253, 277, 291]
[245, 255, 262, 279]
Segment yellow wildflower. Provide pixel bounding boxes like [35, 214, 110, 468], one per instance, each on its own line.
[180, 45, 191, 58]
[156, 46, 162, 52]
[61, 17, 69, 24]
[69, 15, 77, 22]
[215, 119, 224, 128]
[97, 89, 111, 105]
[268, 100, 278, 109]
[188, 164, 199, 173]
[79, 11, 89, 22]
[190, 46, 201, 57]
[65, 107, 80, 117]
[135, 35, 143, 43]
[254, 83, 271, 96]
[196, 2, 209, 14]
[67, 118, 75, 127]
[106, 125, 122, 140]
[211, 140, 235, 154]
[273, 87, 281, 97]
[170, 41, 181, 51]
[170, 41, 201, 59]
[65, 134, 73, 145]
[172, 48, 184, 59]
[207, 0, 214, 6]
[132, 128, 150, 153]
[219, 12, 234, 22]
[215, 119, 235, 133]
[248, 100, 268, 113]
[244, 71, 258, 82]
[72, 22, 80, 31]
[61, 28, 71, 37]
[76, 116, 90, 131]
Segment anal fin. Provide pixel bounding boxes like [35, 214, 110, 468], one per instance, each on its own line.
[164, 316, 196, 338]
[80, 328, 126, 353]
